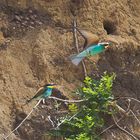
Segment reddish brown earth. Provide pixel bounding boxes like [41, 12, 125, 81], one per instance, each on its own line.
[0, 0, 139, 140]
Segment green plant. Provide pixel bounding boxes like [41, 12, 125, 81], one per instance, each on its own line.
[52, 72, 116, 140]
[68, 103, 78, 113]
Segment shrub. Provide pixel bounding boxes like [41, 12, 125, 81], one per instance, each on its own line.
[51, 72, 116, 140]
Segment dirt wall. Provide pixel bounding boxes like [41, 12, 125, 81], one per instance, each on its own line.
[0, 0, 139, 140]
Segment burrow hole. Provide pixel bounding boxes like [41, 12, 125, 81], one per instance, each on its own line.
[103, 20, 117, 34]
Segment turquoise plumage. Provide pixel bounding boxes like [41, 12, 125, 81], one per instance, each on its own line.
[26, 83, 56, 104]
[71, 42, 110, 65]
[71, 28, 110, 65]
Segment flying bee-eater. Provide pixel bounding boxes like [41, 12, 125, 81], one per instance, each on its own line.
[26, 83, 56, 104]
[70, 42, 110, 65]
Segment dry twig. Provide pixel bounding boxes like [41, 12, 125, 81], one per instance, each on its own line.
[119, 97, 140, 104]
[130, 110, 140, 126]
[4, 99, 42, 140]
[49, 96, 87, 103]
[73, 19, 87, 77]
[98, 116, 124, 136]
[126, 99, 131, 113]
[48, 116, 55, 127]
[112, 115, 138, 140]
[109, 101, 126, 115]
[55, 111, 80, 129]
[98, 99, 131, 136]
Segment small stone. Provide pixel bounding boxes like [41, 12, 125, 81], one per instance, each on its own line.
[28, 9, 33, 14]
[16, 20, 20, 24]
[5, 39, 11, 43]
[41, 115, 45, 119]
[30, 15, 36, 20]
[21, 25, 25, 28]
[21, 22, 26, 26]
[25, 17, 30, 21]
[22, 21, 28, 26]
[29, 26, 34, 29]
[30, 21, 34, 25]
[23, 21, 28, 25]
[15, 15, 21, 21]
[22, 28, 26, 32]
[19, 15, 23, 19]
[33, 14, 37, 18]
[35, 21, 43, 25]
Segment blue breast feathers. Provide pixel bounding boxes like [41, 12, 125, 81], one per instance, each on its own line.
[44, 87, 53, 97]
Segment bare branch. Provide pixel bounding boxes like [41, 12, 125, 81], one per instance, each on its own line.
[55, 111, 80, 129]
[126, 99, 131, 113]
[73, 19, 87, 77]
[130, 110, 140, 126]
[98, 117, 123, 136]
[120, 97, 140, 104]
[48, 96, 87, 103]
[48, 116, 55, 127]
[115, 104, 127, 114]
[98, 99, 131, 136]
[112, 115, 138, 140]
[109, 101, 126, 115]
[4, 99, 42, 140]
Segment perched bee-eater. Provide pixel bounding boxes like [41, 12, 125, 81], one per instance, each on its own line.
[70, 42, 110, 65]
[26, 83, 56, 104]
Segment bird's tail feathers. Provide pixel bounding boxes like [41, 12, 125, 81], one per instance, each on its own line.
[70, 54, 85, 66]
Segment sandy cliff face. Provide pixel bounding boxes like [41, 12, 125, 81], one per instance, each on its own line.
[0, 0, 139, 140]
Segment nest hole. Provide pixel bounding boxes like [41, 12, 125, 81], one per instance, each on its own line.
[103, 20, 117, 34]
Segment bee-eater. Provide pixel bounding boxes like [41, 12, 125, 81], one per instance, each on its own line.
[70, 42, 110, 65]
[26, 83, 56, 104]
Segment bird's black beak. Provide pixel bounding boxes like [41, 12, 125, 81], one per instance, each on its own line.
[105, 42, 112, 49]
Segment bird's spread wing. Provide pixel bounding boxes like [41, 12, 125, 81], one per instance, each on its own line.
[76, 28, 99, 48]
[80, 30, 99, 47]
